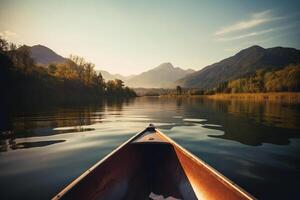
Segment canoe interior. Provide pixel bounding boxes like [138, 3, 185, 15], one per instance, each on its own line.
[55, 128, 253, 200]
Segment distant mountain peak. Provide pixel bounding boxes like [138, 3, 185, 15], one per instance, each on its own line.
[32, 44, 47, 48]
[177, 45, 300, 89]
[23, 44, 67, 66]
[159, 62, 173, 66]
[248, 45, 264, 50]
[125, 62, 195, 88]
[155, 62, 174, 70]
[236, 45, 265, 55]
[97, 70, 134, 81]
[31, 44, 59, 54]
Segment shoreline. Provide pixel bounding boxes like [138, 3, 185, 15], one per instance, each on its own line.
[155, 92, 300, 103]
[207, 92, 300, 102]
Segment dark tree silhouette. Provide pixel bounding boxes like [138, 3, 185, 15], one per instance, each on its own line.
[176, 85, 182, 95]
[0, 37, 136, 107]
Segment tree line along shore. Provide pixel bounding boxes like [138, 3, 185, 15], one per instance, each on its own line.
[0, 38, 136, 107]
[1, 36, 300, 105]
[153, 92, 300, 104]
[139, 85, 300, 103]
[138, 62, 300, 103]
[206, 92, 300, 103]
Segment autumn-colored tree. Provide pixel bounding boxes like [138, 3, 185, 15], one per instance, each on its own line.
[0, 37, 136, 105]
[214, 65, 300, 93]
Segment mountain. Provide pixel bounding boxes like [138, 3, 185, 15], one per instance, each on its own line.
[177, 45, 300, 89]
[125, 62, 195, 88]
[19, 45, 67, 66]
[97, 70, 134, 81]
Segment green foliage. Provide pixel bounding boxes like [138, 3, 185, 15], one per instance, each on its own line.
[179, 45, 300, 89]
[105, 79, 135, 97]
[0, 37, 136, 106]
[215, 65, 300, 93]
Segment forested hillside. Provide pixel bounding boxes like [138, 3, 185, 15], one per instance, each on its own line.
[177, 46, 300, 89]
[215, 65, 300, 93]
[0, 38, 136, 106]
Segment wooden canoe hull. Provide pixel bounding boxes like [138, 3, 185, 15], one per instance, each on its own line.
[53, 125, 255, 200]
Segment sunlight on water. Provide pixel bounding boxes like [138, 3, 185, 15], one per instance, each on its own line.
[182, 118, 207, 122]
[0, 97, 300, 200]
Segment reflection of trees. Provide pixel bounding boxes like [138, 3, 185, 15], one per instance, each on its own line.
[185, 98, 300, 146]
[0, 106, 13, 135]
[11, 105, 103, 134]
[1, 99, 134, 140]
[176, 97, 182, 108]
[0, 139, 8, 151]
[0, 99, 136, 150]
[153, 97, 300, 146]
[106, 98, 126, 112]
[0, 138, 66, 152]
[221, 100, 300, 130]
[1, 97, 300, 148]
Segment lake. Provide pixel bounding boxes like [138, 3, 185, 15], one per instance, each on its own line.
[0, 97, 300, 200]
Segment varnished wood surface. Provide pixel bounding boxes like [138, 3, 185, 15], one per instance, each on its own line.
[52, 126, 255, 200]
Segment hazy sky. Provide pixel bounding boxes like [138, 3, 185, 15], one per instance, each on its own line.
[1, 0, 300, 75]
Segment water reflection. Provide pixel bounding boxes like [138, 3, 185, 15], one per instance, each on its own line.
[176, 98, 300, 146]
[0, 97, 300, 199]
[1, 97, 300, 148]
[1, 139, 65, 152]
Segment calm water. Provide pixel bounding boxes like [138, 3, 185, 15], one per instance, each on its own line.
[1, 97, 300, 200]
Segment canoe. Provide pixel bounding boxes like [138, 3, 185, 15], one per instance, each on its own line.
[52, 124, 255, 200]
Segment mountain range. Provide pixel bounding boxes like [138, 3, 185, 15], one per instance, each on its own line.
[98, 63, 194, 88]
[24, 44, 194, 88]
[24, 44, 300, 89]
[96, 70, 135, 82]
[97, 63, 195, 88]
[125, 63, 194, 88]
[177, 45, 300, 89]
[24, 45, 67, 66]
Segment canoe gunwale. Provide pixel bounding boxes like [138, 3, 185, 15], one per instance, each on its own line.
[51, 128, 147, 200]
[52, 125, 256, 200]
[155, 129, 256, 200]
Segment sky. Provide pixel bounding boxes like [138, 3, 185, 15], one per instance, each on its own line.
[0, 0, 300, 75]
